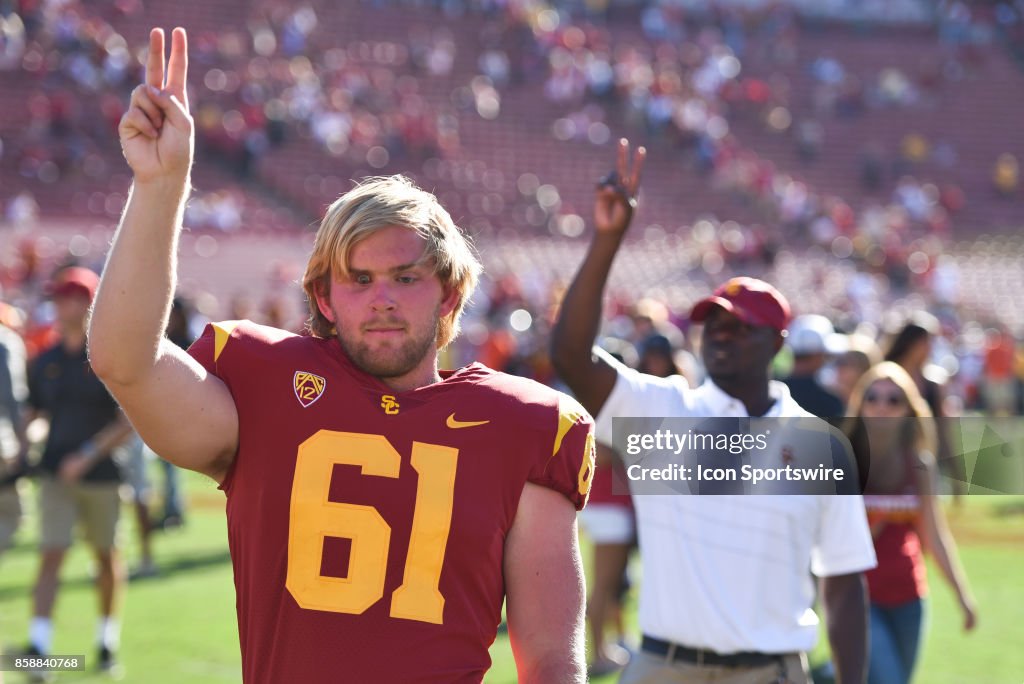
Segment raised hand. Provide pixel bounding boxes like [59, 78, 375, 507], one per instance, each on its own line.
[594, 138, 646, 237]
[119, 27, 194, 183]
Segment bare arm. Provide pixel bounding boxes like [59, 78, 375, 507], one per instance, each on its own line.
[57, 412, 135, 483]
[503, 482, 586, 684]
[550, 139, 645, 417]
[820, 572, 868, 684]
[88, 28, 237, 482]
[915, 453, 977, 630]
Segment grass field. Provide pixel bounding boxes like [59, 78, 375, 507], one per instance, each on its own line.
[1, 470, 1021, 683]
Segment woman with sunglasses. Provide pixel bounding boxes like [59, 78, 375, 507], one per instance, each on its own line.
[845, 362, 977, 684]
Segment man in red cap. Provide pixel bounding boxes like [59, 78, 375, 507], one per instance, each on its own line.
[552, 140, 875, 684]
[23, 265, 133, 677]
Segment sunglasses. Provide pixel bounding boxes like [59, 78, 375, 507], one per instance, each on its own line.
[864, 390, 905, 407]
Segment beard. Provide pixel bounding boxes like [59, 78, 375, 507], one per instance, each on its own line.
[335, 306, 441, 380]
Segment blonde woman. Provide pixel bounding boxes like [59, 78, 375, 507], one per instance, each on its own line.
[845, 362, 977, 684]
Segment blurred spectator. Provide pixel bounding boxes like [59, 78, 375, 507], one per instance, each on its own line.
[845, 362, 977, 684]
[0, 316, 29, 556]
[636, 333, 682, 378]
[580, 441, 635, 678]
[121, 432, 158, 579]
[795, 119, 823, 163]
[899, 133, 930, 171]
[782, 314, 846, 417]
[5, 192, 39, 227]
[23, 267, 134, 673]
[981, 326, 1017, 415]
[884, 314, 965, 497]
[992, 153, 1019, 197]
[860, 143, 887, 192]
[831, 333, 883, 408]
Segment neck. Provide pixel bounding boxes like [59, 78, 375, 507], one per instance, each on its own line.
[379, 360, 442, 394]
[865, 425, 902, 454]
[712, 376, 775, 416]
[62, 327, 86, 353]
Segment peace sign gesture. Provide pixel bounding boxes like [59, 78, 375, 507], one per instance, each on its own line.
[594, 138, 646, 237]
[119, 28, 194, 183]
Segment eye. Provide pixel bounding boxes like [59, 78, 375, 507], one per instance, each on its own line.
[396, 274, 418, 284]
[353, 274, 371, 285]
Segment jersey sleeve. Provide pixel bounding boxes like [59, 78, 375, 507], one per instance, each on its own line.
[810, 495, 878, 577]
[186, 320, 245, 379]
[528, 393, 595, 511]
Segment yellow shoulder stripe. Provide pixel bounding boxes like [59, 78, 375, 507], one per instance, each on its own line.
[553, 394, 587, 457]
[212, 321, 242, 362]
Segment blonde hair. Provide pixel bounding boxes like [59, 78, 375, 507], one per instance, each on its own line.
[301, 176, 481, 348]
[844, 361, 937, 455]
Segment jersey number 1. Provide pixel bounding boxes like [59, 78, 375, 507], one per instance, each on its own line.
[285, 430, 458, 624]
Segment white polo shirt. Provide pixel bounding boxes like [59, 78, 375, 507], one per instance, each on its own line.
[594, 355, 877, 655]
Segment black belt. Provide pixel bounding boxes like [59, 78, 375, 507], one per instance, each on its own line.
[642, 635, 788, 668]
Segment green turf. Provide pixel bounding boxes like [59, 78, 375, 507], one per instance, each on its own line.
[2, 471, 1021, 683]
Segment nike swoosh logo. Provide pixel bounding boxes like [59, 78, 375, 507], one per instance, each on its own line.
[446, 413, 490, 429]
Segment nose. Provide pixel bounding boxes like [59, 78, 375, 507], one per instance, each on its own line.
[369, 281, 397, 312]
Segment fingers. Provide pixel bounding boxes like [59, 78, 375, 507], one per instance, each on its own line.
[120, 107, 160, 140]
[129, 84, 165, 129]
[146, 28, 165, 89]
[616, 138, 628, 181]
[613, 138, 646, 195]
[166, 27, 189, 107]
[120, 86, 192, 141]
[150, 89, 193, 130]
[627, 146, 647, 195]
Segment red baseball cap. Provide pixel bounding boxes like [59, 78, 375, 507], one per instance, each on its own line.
[49, 267, 100, 302]
[690, 277, 791, 332]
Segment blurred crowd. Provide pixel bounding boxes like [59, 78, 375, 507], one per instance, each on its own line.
[0, 0, 1021, 401]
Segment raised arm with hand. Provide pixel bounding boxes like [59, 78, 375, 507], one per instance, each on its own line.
[550, 139, 645, 416]
[89, 28, 238, 482]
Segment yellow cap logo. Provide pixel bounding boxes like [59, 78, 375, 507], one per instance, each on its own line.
[724, 278, 745, 296]
[381, 395, 400, 415]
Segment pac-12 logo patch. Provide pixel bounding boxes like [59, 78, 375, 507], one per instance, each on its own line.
[294, 371, 326, 408]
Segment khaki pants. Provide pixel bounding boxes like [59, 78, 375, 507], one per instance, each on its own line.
[620, 649, 811, 684]
[0, 485, 20, 553]
[38, 478, 121, 550]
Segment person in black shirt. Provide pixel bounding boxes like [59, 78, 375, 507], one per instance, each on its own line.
[24, 267, 133, 675]
[782, 314, 846, 418]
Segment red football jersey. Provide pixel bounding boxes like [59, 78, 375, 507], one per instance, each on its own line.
[188, 321, 594, 683]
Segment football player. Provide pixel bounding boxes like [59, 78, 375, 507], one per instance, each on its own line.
[89, 27, 594, 683]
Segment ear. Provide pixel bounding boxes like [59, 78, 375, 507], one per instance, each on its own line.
[771, 331, 785, 356]
[314, 281, 336, 324]
[438, 283, 460, 319]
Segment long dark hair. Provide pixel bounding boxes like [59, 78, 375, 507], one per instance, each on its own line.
[883, 314, 938, 366]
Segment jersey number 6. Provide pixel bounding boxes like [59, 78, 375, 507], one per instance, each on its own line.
[286, 430, 457, 624]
